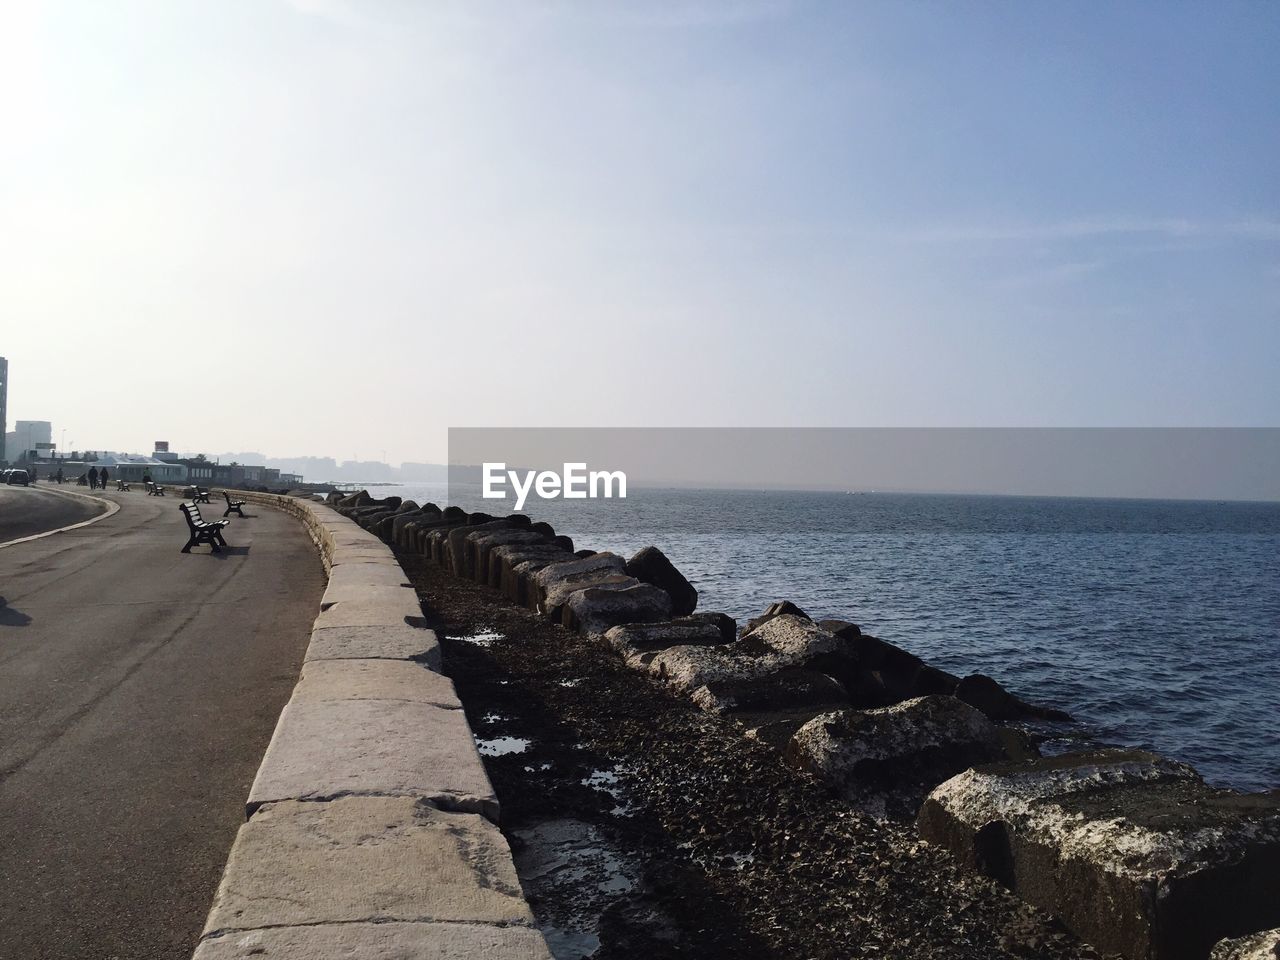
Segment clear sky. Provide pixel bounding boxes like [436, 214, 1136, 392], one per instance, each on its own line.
[2, 1, 1277, 464]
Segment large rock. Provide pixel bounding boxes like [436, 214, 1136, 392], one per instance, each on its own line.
[447, 519, 513, 578]
[918, 749, 1280, 960]
[742, 600, 810, 635]
[624, 546, 698, 616]
[562, 581, 674, 635]
[530, 552, 626, 614]
[604, 617, 729, 668]
[1211, 930, 1280, 960]
[491, 544, 576, 604]
[466, 529, 548, 587]
[202, 798, 533, 935]
[650, 614, 841, 694]
[955, 672, 1071, 722]
[787, 696, 1008, 818]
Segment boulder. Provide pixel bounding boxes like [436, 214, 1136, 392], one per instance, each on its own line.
[624, 546, 698, 616]
[562, 582, 673, 635]
[1211, 930, 1280, 960]
[447, 519, 514, 578]
[650, 614, 840, 695]
[742, 600, 810, 635]
[918, 749, 1280, 960]
[604, 618, 729, 668]
[786, 696, 1008, 818]
[692, 667, 847, 716]
[956, 673, 1071, 722]
[689, 610, 737, 644]
[530, 552, 626, 613]
[491, 545, 576, 604]
[464, 528, 546, 586]
[817, 618, 862, 640]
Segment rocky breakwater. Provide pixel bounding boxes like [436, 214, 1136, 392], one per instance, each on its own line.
[333, 489, 1280, 960]
[191, 490, 551, 960]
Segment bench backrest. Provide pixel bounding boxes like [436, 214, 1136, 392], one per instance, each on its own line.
[179, 502, 201, 530]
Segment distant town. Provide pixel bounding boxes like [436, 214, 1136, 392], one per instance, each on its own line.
[1, 354, 443, 489]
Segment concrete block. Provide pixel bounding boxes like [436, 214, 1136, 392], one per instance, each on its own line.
[195, 921, 553, 960]
[247, 700, 497, 820]
[314, 597, 423, 630]
[292, 659, 460, 707]
[306, 623, 441, 668]
[202, 798, 530, 935]
[321, 581, 416, 610]
[918, 749, 1280, 960]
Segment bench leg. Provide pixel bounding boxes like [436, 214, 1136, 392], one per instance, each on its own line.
[182, 535, 197, 553]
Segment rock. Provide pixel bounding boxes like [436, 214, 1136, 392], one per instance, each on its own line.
[743, 600, 811, 635]
[492, 545, 577, 604]
[817, 618, 862, 640]
[955, 673, 1019, 720]
[551, 535, 575, 553]
[956, 673, 1071, 722]
[914, 664, 961, 696]
[604, 618, 731, 668]
[447, 519, 514, 578]
[689, 610, 737, 644]
[530, 521, 556, 539]
[1211, 929, 1280, 960]
[530, 552, 626, 613]
[464, 529, 547, 586]
[691, 668, 847, 716]
[650, 615, 841, 695]
[562, 582, 674, 635]
[624, 546, 698, 616]
[918, 749, 1280, 960]
[786, 696, 1008, 818]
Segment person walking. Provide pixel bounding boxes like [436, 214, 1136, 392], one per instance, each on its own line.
[99, 466, 109, 489]
[88, 466, 99, 490]
[55, 467, 64, 484]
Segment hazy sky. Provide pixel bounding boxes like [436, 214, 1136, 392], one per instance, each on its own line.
[3, 1, 1277, 464]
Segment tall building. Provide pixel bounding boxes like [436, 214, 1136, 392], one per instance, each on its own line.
[6, 420, 52, 461]
[0, 357, 7, 463]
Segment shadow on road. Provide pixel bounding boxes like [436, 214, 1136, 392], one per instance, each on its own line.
[0, 597, 33, 627]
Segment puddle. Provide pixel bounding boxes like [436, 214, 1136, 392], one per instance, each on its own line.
[457, 629, 503, 647]
[480, 712, 509, 725]
[512, 818, 641, 960]
[582, 765, 635, 817]
[474, 735, 531, 757]
[557, 678, 581, 688]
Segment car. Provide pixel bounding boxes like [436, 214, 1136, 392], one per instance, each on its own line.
[3, 468, 31, 486]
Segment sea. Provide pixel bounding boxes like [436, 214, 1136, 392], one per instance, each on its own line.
[375, 482, 1280, 793]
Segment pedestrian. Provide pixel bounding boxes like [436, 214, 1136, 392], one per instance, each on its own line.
[142, 471, 152, 486]
[56, 467, 64, 484]
[88, 466, 98, 490]
[99, 466, 110, 489]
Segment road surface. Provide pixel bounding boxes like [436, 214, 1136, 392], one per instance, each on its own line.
[0, 485, 105, 543]
[0, 489, 325, 960]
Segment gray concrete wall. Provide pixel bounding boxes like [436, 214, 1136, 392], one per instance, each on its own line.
[191, 491, 551, 960]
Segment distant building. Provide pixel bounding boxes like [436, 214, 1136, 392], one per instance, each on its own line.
[91, 454, 187, 484]
[6, 420, 52, 462]
[0, 357, 7, 462]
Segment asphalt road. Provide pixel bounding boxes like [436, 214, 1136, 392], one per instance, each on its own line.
[0, 490, 325, 960]
[0, 485, 106, 543]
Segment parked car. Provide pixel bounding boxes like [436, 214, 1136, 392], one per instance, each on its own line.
[3, 468, 32, 486]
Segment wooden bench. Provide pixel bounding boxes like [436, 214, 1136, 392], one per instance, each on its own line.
[146, 481, 166, 496]
[179, 501, 230, 553]
[116, 479, 131, 491]
[191, 486, 212, 503]
[223, 490, 246, 518]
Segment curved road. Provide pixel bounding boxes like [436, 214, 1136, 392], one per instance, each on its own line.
[0, 484, 106, 543]
[0, 490, 325, 960]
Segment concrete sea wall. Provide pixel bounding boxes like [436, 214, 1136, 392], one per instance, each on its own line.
[190, 490, 552, 960]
